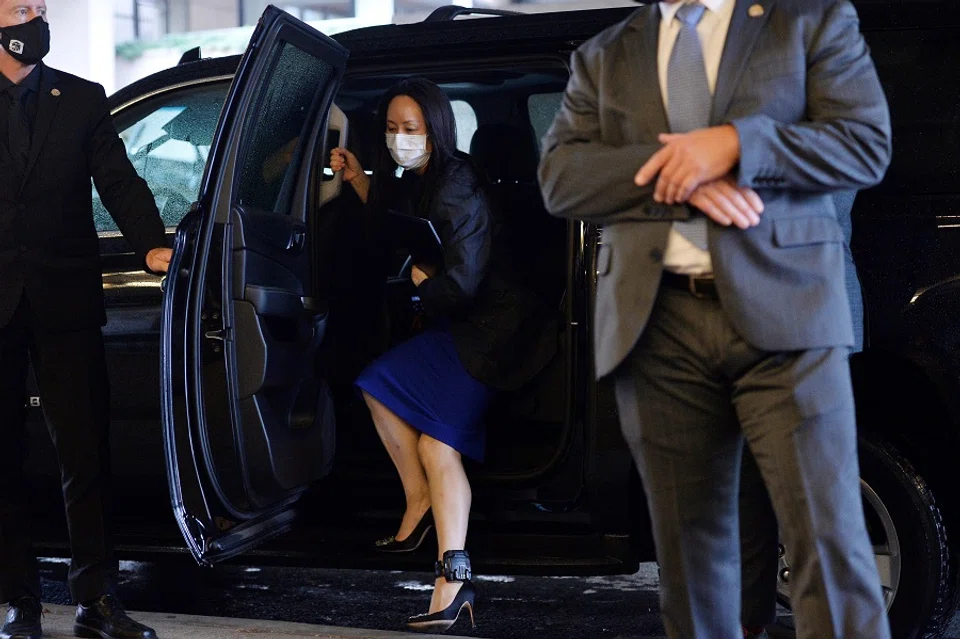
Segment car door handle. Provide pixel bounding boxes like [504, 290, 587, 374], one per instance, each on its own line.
[245, 285, 308, 316]
[288, 229, 306, 253]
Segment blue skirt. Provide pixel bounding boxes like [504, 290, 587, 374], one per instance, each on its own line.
[355, 327, 493, 462]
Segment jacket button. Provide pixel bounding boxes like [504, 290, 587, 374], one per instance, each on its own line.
[649, 248, 663, 263]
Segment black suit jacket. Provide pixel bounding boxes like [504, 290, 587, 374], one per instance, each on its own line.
[0, 64, 165, 331]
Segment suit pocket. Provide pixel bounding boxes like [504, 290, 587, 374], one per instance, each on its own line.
[597, 244, 612, 276]
[773, 217, 843, 247]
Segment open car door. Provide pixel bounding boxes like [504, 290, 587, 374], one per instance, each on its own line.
[160, 6, 349, 565]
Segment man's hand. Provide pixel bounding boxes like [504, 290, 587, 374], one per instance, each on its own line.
[635, 125, 742, 204]
[146, 248, 173, 274]
[688, 175, 764, 230]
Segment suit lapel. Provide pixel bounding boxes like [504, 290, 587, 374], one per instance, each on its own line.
[624, 5, 669, 135]
[21, 64, 60, 190]
[710, 0, 774, 124]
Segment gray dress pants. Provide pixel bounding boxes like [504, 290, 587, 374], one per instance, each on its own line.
[614, 287, 889, 639]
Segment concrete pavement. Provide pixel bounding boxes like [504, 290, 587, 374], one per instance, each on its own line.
[39, 604, 469, 639]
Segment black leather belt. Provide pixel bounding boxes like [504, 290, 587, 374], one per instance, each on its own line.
[661, 271, 719, 299]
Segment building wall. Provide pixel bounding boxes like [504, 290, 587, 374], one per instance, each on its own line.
[188, 0, 241, 31]
[48, 0, 634, 96]
[46, 0, 117, 93]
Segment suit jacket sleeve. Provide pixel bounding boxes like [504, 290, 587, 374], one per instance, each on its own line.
[87, 84, 167, 269]
[538, 44, 689, 224]
[417, 176, 491, 319]
[732, 1, 892, 191]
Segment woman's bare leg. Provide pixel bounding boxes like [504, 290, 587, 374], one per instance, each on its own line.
[362, 391, 431, 539]
[418, 434, 472, 612]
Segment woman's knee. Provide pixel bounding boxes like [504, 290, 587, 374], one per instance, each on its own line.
[418, 435, 459, 468]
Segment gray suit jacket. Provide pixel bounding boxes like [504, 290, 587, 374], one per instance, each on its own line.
[538, 0, 890, 378]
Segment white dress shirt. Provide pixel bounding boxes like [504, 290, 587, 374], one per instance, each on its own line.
[657, 0, 735, 275]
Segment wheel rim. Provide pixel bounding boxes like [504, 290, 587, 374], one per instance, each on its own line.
[776, 478, 901, 611]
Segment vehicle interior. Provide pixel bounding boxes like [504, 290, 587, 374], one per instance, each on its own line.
[180, 57, 584, 551]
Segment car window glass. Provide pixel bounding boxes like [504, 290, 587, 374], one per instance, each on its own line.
[451, 99, 477, 153]
[93, 81, 229, 233]
[528, 92, 564, 155]
[865, 28, 960, 193]
[235, 43, 333, 214]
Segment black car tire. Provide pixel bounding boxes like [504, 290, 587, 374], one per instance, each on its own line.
[777, 438, 952, 638]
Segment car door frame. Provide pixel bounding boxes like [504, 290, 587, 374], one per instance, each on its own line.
[161, 6, 349, 566]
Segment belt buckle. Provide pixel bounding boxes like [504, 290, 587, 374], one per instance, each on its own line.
[688, 275, 713, 299]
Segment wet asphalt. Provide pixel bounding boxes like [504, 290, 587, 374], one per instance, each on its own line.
[35, 559, 960, 638]
[37, 559, 663, 638]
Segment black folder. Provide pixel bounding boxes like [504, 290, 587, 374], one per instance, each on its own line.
[385, 211, 444, 265]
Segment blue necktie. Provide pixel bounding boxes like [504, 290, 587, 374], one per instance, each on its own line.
[667, 2, 710, 250]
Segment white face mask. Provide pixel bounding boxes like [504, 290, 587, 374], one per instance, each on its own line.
[386, 133, 430, 171]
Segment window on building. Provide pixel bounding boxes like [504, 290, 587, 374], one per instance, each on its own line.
[241, 0, 356, 24]
[115, 0, 170, 41]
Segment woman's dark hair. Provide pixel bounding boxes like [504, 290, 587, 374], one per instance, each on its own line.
[368, 77, 462, 215]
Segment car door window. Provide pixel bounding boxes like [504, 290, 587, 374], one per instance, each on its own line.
[864, 28, 960, 194]
[451, 99, 477, 152]
[528, 92, 564, 156]
[93, 81, 230, 233]
[235, 44, 334, 215]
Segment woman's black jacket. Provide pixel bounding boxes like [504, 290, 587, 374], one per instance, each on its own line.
[384, 156, 555, 391]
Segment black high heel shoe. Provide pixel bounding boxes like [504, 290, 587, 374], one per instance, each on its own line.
[407, 550, 477, 633]
[373, 508, 434, 553]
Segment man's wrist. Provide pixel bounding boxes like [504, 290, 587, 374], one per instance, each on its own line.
[722, 124, 741, 162]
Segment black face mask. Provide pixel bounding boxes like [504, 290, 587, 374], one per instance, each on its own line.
[0, 17, 50, 66]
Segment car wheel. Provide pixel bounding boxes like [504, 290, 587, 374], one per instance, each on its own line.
[776, 438, 953, 638]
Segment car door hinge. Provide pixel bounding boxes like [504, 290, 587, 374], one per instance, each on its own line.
[205, 329, 228, 342]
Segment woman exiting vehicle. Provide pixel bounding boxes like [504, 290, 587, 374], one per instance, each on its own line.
[331, 78, 552, 633]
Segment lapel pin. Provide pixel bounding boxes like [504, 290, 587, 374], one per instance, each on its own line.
[51, 88, 60, 97]
[748, 3, 765, 17]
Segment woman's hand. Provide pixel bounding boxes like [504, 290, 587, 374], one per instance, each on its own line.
[330, 147, 363, 183]
[331, 147, 370, 203]
[411, 264, 434, 287]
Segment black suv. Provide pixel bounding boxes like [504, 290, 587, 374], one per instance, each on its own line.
[21, 4, 960, 637]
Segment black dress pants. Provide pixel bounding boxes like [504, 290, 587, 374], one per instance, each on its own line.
[0, 294, 116, 604]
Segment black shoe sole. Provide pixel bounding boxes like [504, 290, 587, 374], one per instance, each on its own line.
[74, 623, 157, 639]
[74, 625, 103, 639]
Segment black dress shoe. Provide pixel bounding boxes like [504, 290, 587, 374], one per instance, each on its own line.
[0, 596, 42, 639]
[74, 595, 157, 639]
[374, 508, 434, 553]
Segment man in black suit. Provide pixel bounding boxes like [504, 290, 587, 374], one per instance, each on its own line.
[0, 2, 171, 639]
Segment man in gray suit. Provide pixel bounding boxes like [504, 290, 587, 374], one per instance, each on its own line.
[538, 1, 891, 637]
